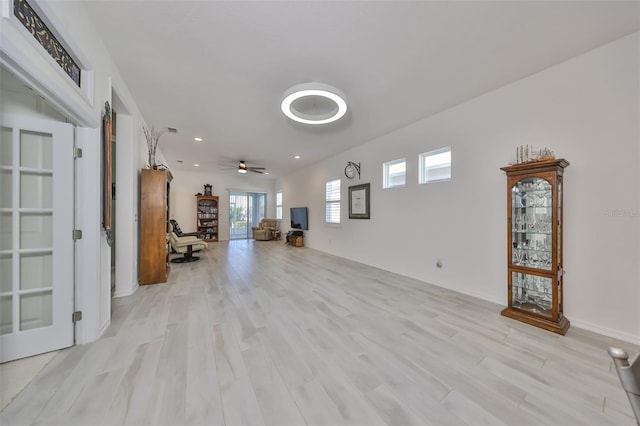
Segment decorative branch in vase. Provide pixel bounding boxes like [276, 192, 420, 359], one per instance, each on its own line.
[143, 124, 165, 169]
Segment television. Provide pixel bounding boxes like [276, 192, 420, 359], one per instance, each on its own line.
[290, 207, 308, 230]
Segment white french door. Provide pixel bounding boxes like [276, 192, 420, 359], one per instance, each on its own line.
[0, 114, 74, 362]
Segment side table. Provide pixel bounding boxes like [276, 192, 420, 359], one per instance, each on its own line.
[286, 234, 304, 247]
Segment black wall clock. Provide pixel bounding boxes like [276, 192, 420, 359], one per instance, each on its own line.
[345, 161, 360, 179]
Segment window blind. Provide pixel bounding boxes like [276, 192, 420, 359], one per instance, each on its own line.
[325, 179, 341, 224]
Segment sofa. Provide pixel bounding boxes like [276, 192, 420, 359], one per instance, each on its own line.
[252, 219, 279, 241]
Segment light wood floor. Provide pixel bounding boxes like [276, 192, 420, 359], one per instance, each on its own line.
[2, 240, 638, 425]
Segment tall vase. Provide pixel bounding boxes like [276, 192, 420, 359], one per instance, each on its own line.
[148, 150, 156, 169]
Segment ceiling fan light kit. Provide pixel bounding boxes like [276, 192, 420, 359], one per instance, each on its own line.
[281, 82, 347, 125]
[237, 160, 264, 174]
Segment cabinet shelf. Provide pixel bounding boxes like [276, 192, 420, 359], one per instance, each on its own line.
[512, 230, 552, 235]
[196, 195, 218, 242]
[501, 159, 569, 335]
[511, 261, 552, 270]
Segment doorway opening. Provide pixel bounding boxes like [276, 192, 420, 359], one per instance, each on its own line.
[110, 89, 135, 299]
[0, 68, 75, 362]
[229, 191, 266, 239]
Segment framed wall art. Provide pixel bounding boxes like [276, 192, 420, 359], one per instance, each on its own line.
[102, 101, 112, 244]
[349, 183, 370, 219]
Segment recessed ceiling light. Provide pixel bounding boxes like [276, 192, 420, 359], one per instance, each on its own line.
[194, 137, 203, 142]
[265, 172, 269, 175]
[281, 82, 347, 125]
[294, 155, 301, 159]
[194, 163, 200, 167]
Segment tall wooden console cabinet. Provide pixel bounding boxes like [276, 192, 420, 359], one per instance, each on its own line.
[501, 159, 569, 334]
[139, 169, 172, 285]
[196, 195, 218, 242]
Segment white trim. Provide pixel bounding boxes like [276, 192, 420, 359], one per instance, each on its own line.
[74, 126, 103, 344]
[10, 0, 94, 106]
[112, 108, 139, 299]
[569, 319, 640, 346]
[0, 0, 96, 126]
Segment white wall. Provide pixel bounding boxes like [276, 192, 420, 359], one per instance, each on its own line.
[0, 78, 66, 121]
[276, 33, 640, 343]
[171, 170, 275, 240]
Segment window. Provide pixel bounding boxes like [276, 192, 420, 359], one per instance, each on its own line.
[383, 158, 406, 188]
[14, 0, 81, 87]
[325, 179, 341, 224]
[276, 191, 283, 219]
[419, 147, 451, 184]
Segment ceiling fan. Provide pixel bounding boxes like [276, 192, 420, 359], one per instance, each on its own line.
[236, 160, 265, 174]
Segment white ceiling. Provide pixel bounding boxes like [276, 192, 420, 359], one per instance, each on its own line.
[83, 1, 639, 178]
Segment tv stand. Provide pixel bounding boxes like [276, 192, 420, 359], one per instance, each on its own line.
[286, 231, 304, 247]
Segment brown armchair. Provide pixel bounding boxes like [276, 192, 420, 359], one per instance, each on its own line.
[252, 219, 278, 241]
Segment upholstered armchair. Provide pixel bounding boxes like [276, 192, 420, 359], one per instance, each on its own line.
[252, 219, 278, 241]
[170, 219, 204, 238]
[170, 231, 208, 263]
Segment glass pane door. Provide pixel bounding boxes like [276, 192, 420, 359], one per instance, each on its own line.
[511, 177, 553, 270]
[0, 114, 74, 362]
[511, 272, 553, 318]
[229, 191, 266, 240]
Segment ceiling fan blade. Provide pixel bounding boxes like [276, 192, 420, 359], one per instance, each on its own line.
[217, 160, 266, 174]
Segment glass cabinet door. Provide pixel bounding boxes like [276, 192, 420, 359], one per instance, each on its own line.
[511, 272, 553, 318]
[511, 177, 553, 271]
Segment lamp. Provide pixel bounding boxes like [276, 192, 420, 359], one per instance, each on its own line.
[281, 83, 347, 125]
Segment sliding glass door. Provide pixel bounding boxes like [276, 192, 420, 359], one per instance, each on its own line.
[229, 191, 266, 239]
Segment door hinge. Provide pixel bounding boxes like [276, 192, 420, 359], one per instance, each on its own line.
[73, 147, 83, 159]
[72, 311, 82, 323]
[558, 267, 565, 280]
[72, 229, 83, 240]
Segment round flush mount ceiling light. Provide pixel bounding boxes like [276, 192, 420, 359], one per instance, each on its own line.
[281, 83, 347, 125]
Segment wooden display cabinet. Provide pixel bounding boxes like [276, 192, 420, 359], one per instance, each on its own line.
[197, 195, 218, 242]
[501, 159, 570, 334]
[139, 169, 172, 285]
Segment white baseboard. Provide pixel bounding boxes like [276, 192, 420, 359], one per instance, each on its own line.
[569, 318, 640, 346]
[112, 284, 138, 298]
